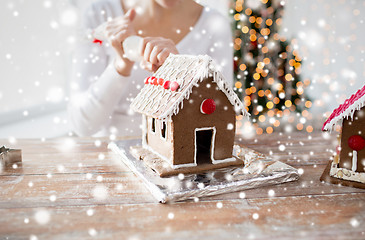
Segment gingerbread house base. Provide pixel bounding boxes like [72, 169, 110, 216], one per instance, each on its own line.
[108, 139, 300, 203]
[130, 145, 244, 177]
[320, 160, 365, 189]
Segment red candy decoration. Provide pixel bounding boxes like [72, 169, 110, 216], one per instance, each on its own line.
[152, 77, 158, 85]
[170, 81, 179, 91]
[348, 135, 365, 151]
[158, 78, 164, 86]
[163, 81, 171, 90]
[144, 77, 150, 84]
[200, 99, 216, 115]
[93, 38, 103, 45]
[149, 77, 156, 84]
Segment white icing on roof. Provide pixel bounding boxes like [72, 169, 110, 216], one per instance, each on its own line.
[322, 84, 365, 131]
[130, 54, 248, 120]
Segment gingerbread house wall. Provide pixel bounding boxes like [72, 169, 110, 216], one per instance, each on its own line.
[171, 77, 236, 166]
[145, 116, 173, 164]
[339, 108, 365, 172]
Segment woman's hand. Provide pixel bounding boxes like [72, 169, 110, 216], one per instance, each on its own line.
[140, 37, 179, 72]
[105, 9, 136, 76]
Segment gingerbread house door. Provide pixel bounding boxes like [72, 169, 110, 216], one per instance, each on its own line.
[194, 127, 216, 165]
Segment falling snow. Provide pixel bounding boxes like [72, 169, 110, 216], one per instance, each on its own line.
[0, 1, 364, 238]
[350, 218, 360, 228]
[239, 192, 246, 198]
[87, 209, 95, 216]
[88, 228, 97, 236]
[168, 212, 175, 219]
[278, 144, 286, 151]
[268, 189, 275, 197]
[227, 123, 234, 130]
[34, 209, 51, 225]
[92, 184, 108, 201]
[49, 195, 57, 202]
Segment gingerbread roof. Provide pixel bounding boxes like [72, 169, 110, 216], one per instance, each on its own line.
[322, 84, 365, 131]
[130, 54, 248, 120]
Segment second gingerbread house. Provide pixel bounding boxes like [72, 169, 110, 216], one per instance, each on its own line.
[322, 84, 365, 187]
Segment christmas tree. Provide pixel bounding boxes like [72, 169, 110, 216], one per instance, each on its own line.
[231, 0, 312, 134]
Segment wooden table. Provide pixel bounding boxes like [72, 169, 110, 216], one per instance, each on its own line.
[1, 132, 364, 239]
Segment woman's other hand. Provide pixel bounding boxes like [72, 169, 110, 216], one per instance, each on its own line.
[105, 9, 136, 76]
[140, 37, 178, 72]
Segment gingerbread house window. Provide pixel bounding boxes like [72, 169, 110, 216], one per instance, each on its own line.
[151, 118, 156, 133]
[161, 122, 167, 140]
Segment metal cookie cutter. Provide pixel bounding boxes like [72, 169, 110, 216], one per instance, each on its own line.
[0, 146, 22, 167]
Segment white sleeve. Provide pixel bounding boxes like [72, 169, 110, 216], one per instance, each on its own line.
[207, 12, 234, 86]
[68, 4, 130, 136]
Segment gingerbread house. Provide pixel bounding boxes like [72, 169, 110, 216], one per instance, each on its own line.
[321, 84, 365, 187]
[130, 54, 248, 176]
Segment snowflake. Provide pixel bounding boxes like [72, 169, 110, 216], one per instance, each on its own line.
[30, 235, 38, 240]
[252, 213, 259, 220]
[168, 212, 174, 219]
[278, 144, 286, 151]
[268, 189, 275, 197]
[49, 195, 57, 202]
[87, 209, 95, 216]
[350, 218, 360, 228]
[98, 153, 105, 160]
[34, 209, 51, 225]
[88, 228, 97, 236]
[239, 192, 246, 199]
[92, 184, 108, 201]
[96, 175, 103, 182]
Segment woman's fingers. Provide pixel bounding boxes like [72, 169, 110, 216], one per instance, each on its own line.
[111, 30, 127, 57]
[143, 38, 160, 63]
[105, 9, 137, 76]
[126, 8, 136, 22]
[149, 45, 162, 65]
[140, 60, 159, 72]
[140, 37, 179, 72]
[157, 48, 171, 65]
[104, 9, 136, 56]
[140, 37, 152, 56]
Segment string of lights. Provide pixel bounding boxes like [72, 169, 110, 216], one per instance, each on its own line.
[231, 0, 313, 135]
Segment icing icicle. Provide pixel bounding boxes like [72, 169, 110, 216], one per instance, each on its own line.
[352, 150, 357, 172]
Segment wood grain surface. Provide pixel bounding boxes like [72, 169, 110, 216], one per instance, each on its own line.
[1, 132, 364, 240]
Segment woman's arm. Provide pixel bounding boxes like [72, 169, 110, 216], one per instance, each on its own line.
[68, 6, 178, 136]
[68, 63, 131, 136]
[68, 4, 133, 136]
